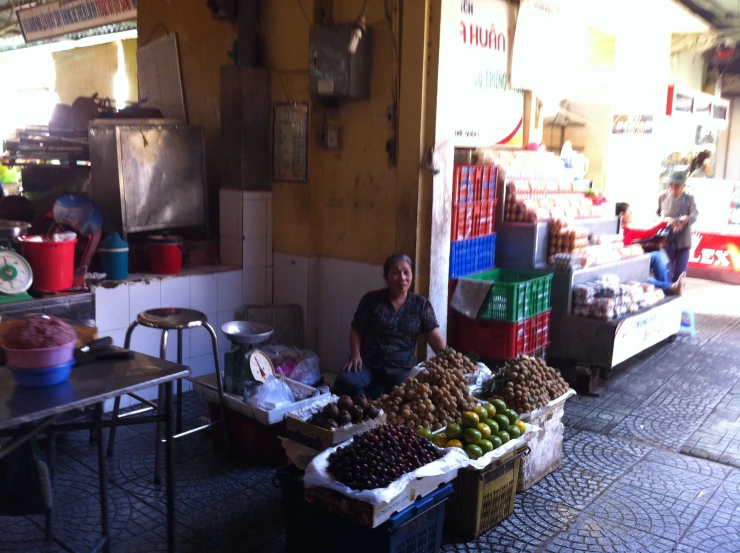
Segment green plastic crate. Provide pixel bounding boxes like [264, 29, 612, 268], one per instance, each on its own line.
[465, 269, 553, 322]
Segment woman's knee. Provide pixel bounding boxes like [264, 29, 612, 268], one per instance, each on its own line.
[334, 370, 370, 395]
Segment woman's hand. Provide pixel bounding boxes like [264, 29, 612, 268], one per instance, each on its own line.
[343, 355, 362, 373]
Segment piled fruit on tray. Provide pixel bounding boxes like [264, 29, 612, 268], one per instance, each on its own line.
[327, 425, 443, 490]
[308, 394, 381, 429]
[374, 349, 478, 431]
[424, 399, 526, 460]
[481, 355, 569, 414]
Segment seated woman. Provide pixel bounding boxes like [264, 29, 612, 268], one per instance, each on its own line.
[616, 202, 685, 295]
[333, 254, 446, 399]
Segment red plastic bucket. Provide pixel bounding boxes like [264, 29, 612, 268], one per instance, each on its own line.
[20, 237, 77, 292]
[148, 235, 183, 275]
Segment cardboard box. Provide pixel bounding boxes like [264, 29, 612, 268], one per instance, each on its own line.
[305, 470, 458, 528]
[286, 394, 387, 447]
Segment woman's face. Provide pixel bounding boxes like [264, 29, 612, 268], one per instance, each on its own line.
[386, 261, 413, 295]
[670, 183, 685, 198]
[621, 207, 633, 225]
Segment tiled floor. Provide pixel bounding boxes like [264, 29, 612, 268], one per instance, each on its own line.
[2, 278, 740, 552]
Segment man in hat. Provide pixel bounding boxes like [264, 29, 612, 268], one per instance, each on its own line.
[658, 167, 698, 283]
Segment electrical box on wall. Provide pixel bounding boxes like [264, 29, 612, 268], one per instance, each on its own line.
[309, 25, 373, 99]
[319, 124, 343, 150]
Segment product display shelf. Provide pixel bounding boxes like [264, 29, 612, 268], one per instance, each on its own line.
[545, 256, 681, 391]
[494, 218, 619, 270]
[549, 254, 651, 314]
[548, 297, 682, 375]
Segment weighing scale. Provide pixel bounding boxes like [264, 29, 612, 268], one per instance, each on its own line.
[220, 320, 275, 396]
[0, 220, 33, 304]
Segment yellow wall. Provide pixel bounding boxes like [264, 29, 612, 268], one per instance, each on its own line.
[53, 39, 139, 105]
[262, 0, 402, 263]
[137, 1, 237, 225]
[137, 0, 426, 265]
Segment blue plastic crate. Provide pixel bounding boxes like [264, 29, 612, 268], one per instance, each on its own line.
[276, 465, 454, 553]
[450, 233, 496, 279]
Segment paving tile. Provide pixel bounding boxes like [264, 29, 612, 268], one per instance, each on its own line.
[677, 487, 740, 553]
[544, 515, 678, 553]
[115, 452, 253, 505]
[561, 430, 649, 478]
[608, 412, 698, 450]
[442, 490, 579, 553]
[175, 485, 284, 552]
[681, 431, 740, 468]
[619, 460, 723, 504]
[587, 482, 703, 541]
[563, 408, 627, 435]
[528, 464, 612, 510]
[646, 450, 733, 479]
[563, 426, 580, 442]
[0, 516, 62, 552]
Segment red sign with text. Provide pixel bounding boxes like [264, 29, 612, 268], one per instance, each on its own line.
[689, 232, 740, 273]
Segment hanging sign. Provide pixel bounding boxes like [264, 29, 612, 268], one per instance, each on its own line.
[511, 0, 584, 96]
[273, 103, 309, 183]
[437, 0, 523, 147]
[612, 115, 655, 135]
[17, 0, 137, 42]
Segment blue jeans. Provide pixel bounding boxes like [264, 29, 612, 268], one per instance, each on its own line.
[647, 250, 672, 292]
[334, 365, 409, 399]
[664, 245, 690, 283]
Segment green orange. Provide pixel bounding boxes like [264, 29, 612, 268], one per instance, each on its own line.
[463, 427, 482, 444]
[482, 418, 499, 434]
[461, 411, 480, 429]
[496, 430, 510, 444]
[465, 444, 483, 460]
[491, 399, 507, 414]
[493, 414, 510, 431]
[478, 439, 494, 454]
[446, 423, 462, 440]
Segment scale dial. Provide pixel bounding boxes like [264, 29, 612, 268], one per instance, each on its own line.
[248, 349, 274, 383]
[0, 250, 32, 295]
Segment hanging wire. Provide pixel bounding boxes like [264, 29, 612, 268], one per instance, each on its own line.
[296, 0, 312, 26]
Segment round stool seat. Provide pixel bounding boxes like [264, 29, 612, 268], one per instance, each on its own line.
[136, 308, 208, 330]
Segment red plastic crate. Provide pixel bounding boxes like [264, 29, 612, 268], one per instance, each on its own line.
[451, 198, 498, 241]
[452, 164, 497, 206]
[452, 311, 551, 359]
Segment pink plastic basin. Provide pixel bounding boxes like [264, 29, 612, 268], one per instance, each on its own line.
[4, 340, 77, 369]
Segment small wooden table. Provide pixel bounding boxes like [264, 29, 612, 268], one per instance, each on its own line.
[0, 352, 189, 553]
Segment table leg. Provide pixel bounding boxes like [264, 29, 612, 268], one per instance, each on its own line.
[44, 430, 55, 542]
[154, 384, 164, 485]
[176, 329, 183, 435]
[164, 380, 176, 553]
[95, 402, 111, 553]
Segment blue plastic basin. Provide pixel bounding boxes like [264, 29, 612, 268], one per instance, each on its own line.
[9, 360, 75, 387]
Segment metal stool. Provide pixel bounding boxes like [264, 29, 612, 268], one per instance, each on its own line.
[107, 308, 229, 484]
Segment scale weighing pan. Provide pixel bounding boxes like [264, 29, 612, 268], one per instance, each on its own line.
[0, 220, 31, 240]
[221, 321, 274, 345]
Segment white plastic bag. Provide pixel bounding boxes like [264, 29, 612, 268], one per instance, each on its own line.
[262, 345, 322, 386]
[247, 375, 295, 410]
[304, 441, 467, 506]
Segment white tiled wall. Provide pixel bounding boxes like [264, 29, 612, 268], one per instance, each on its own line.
[273, 255, 384, 374]
[219, 190, 273, 306]
[93, 269, 243, 411]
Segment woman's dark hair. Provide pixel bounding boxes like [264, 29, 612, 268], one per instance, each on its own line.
[615, 202, 630, 217]
[383, 254, 413, 278]
[690, 150, 711, 174]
